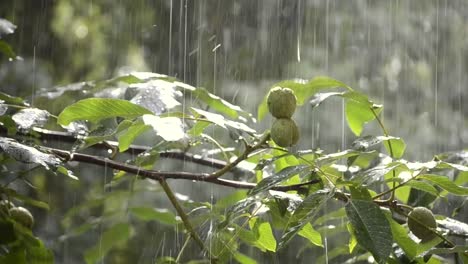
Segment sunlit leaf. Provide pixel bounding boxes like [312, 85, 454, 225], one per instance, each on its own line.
[419, 174, 468, 196]
[12, 108, 50, 131]
[84, 223, 132, 264]
[345, 92, 382, 136]
[309, 92, 343, 108]
[58, 98, 152, 125]
[192, 87, 244, 119]
[404, 180, 439, 196]
[382, 137, 406, 159]
[191, 107, 255, 134]
[345, 200, 392, 264]
[117, 120, 150, 152]
[298, 223, 322, 247]
[127, 79, 182, 115]
[0, 137, 60, 170]
[0, 18, 17, 37]
[250, 165, 309, 195]
[142, 115, 185, 142]
[248, 217, 277, 252]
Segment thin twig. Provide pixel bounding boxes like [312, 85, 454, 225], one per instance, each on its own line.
[158, 179, 215, 260]
[207, 133, 270, 179]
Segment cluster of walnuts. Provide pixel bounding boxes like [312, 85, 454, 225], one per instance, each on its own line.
[0, 200, 34, 230]
[267, 87, 300, 147]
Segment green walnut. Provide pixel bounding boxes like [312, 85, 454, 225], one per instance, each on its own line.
[9, 207, 34, 229]
[407, 207, 437, 241]
[0, 200, 15, 216]
[271, 118, 299, 147]
[267, 87, 297, 118]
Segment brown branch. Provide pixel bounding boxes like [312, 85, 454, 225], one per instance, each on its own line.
[47, 147, 318, 192]
[1, 126, 248, 173]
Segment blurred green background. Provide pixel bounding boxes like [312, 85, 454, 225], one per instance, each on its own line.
[1, 1, 467, 263]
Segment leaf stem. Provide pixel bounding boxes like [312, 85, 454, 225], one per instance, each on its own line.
[158, 179, 216, 260]
[370, 108, 397, 201]
[206, 133, 270, 179]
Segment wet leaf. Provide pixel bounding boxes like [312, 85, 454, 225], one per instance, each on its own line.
[404, 180, 439, 196]
[192, 87, 244, 119]
[12, 108, 50, 131]
[192, 107, 256, 134]
[250, 165, 309, 195]
[142, 115, 185, 142]
[127, 79, 182, 115]
[58, 98, 152, 125]
[419, 174, 468, 196]
[0, 18, 17, 37]
[279, 190, 332, 248]
[0, 137, 60, 170]
[344, 91, 382, 136]
[84, 223, 131, 264]
[117, 120, 150, 152]
[345, 200, 392, 264]
[0, 40, 15, 58]
[309, 92, 343, 107]
[382, 137, 406, 159]
[56, 166, 79, 181]
[0, 92, 26, 106]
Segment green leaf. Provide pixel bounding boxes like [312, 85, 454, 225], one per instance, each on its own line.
[419, 174, 468, 196]
[26, 243, 54, 264]
[192, 87, 244, 119]
[57, 98, 152, 125]
[298, 223, 322, 247]
[258, 76, 351, 120]
[191, 107, 255, 134]
[117, 120, 150, 152]
[1, 187, 50, 210]
[382, 137, 406, 159]
[385, 213, 418, 260]
[345, 200, 392, 264]
[249, 217, 277, 252]
[426, 245, 468, 255]
[142, 115, 185, 142]
[0, 92, 25, 105]
[84, 223, 131, 264]
[56, 166, 79, 180]
[250, 165, 309, 195]
[404, 180, 439, 196]
[345, 93, 381, 136]
[84, 120, 133, 148]
[279, 190, 332, 248]
[0, 40, 15, 58]
[130, 207, 178, 225]
[233, 252, 257, 264]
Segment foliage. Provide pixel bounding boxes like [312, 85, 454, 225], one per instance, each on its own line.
[1, 17, 468, 264]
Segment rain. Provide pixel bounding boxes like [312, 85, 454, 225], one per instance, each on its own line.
[0, 1, 467, 263]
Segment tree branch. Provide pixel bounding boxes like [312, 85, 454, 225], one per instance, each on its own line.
[46, 147, 317, 192]
[1, 126, 249, 174]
